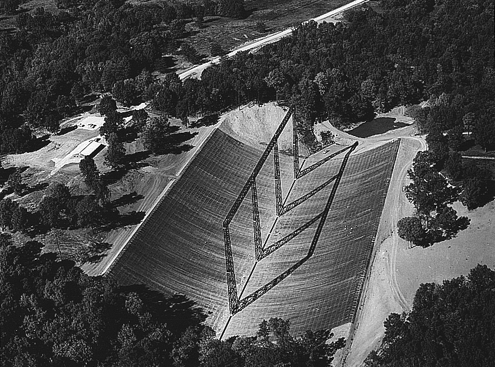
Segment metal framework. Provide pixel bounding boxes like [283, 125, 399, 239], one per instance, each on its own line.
[223, 107, 358, 314]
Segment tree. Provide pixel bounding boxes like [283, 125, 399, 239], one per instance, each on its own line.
[180, 43, 201, 64]
[472, 103, 495, 151]
[12, 205, 29, 232]
[217, 0, 245, 18]
[320, 131, 334, 146]
[405, 152, 460, 216]
[426, 129, 449, 168]
[152, 87, 178, 115]
[134, 70, 154, 98]
[405, 169, 459, 216]
[367, 265, 495, 366]
[104, 132, 125, 168]
[97, 96, 117, 116]
[7, 168, 24, 195]
[48, 183, 71, 207]
[462, 112, 475, 137]
[200, 339, 240, 367]
[131, 109, 148, 130]
[0, 236, 203, 367]
[397, 217, 427, 246]
[93, 180, 110, 206]
[0, 0, 21, 15]
[100, 111, 123, 139]
[406, 105, 430, 134]
[44, 113, 61, 133]
[24, 90, 50, 127]
[79, 156, 99, 189]
[112, 79, 137, 107]
[264, 68, 288, 101]
[56, 95, 76, 118]
[0, 198, 17, 230]
[210, 42, 226, 57]
[255, 21, 266, 33]
[142, 116, 174, 154]
[71, 82, 85, 104]
[447, 125, 464, 151]
[431, 206, 469, 240]
[461, 177, 490, 210]
[75, 195, 101, 227]
[1, 126, 35, 154]
[39, 196, 61, 228]
[444, 152, 463, 181]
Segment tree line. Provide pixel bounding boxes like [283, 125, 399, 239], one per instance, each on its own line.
[1, 0, 492, 155]
[147, 0, 493, 150]
[365, 264, 495, 366]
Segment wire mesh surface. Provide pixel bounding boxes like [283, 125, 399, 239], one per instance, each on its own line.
[109, 126, 400, 337]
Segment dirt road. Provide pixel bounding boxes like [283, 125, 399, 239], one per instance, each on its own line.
[338, 125, 426, 366]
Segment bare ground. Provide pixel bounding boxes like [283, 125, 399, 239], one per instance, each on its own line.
[339, 109, 495, 366]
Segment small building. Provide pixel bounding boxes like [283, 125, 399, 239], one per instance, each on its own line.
[80, 140, 104, 158]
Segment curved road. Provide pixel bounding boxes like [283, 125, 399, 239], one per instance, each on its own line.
[179, 0, 369, 80]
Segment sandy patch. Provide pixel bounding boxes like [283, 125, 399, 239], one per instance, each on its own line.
[396, 200, 495, 305]
[341, 137, 422, 366]
[220, 102, 296, 152]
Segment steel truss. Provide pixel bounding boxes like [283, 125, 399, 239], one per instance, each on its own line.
[223, 106, 358, 315]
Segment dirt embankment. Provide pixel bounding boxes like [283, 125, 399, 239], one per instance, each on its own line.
[85, 102, 295, 276]
[220, 103, 294, 150]
[341, 108, 495, 366]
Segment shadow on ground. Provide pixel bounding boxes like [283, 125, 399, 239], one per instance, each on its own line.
[117, 284, 207, 334]
[84, 242, 113, 263]
[22, 182, 49, 196]
[190, 113, 219, 128]
[111, 191, 144, 208]
[57, 125, 78, 135]
[348, 117, 408, 138]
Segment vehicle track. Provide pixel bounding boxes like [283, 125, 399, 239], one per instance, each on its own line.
[386, 137, 426, 311]
[179, 0, 369, 80]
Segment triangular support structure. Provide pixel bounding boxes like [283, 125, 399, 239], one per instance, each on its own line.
[223, 106, 358, 315]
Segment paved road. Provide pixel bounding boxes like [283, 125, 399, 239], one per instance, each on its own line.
[178, 0, 369, 80]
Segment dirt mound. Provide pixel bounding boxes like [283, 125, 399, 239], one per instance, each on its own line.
[220, 102, 307, 154]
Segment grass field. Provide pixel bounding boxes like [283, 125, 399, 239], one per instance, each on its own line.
[108, 118, 400, 337]
[0, 0, 351, 51]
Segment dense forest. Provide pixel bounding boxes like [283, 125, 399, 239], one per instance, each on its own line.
[365, 264, 495, 366]
[2, 234, 492, 366]
[1, 0, 493, 152]
[0, 0, 246, 153]
[1, 0, 494, 364]
[0, 234, 345, 366]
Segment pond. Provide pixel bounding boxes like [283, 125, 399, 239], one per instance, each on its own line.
[347, 117, 409, 138]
